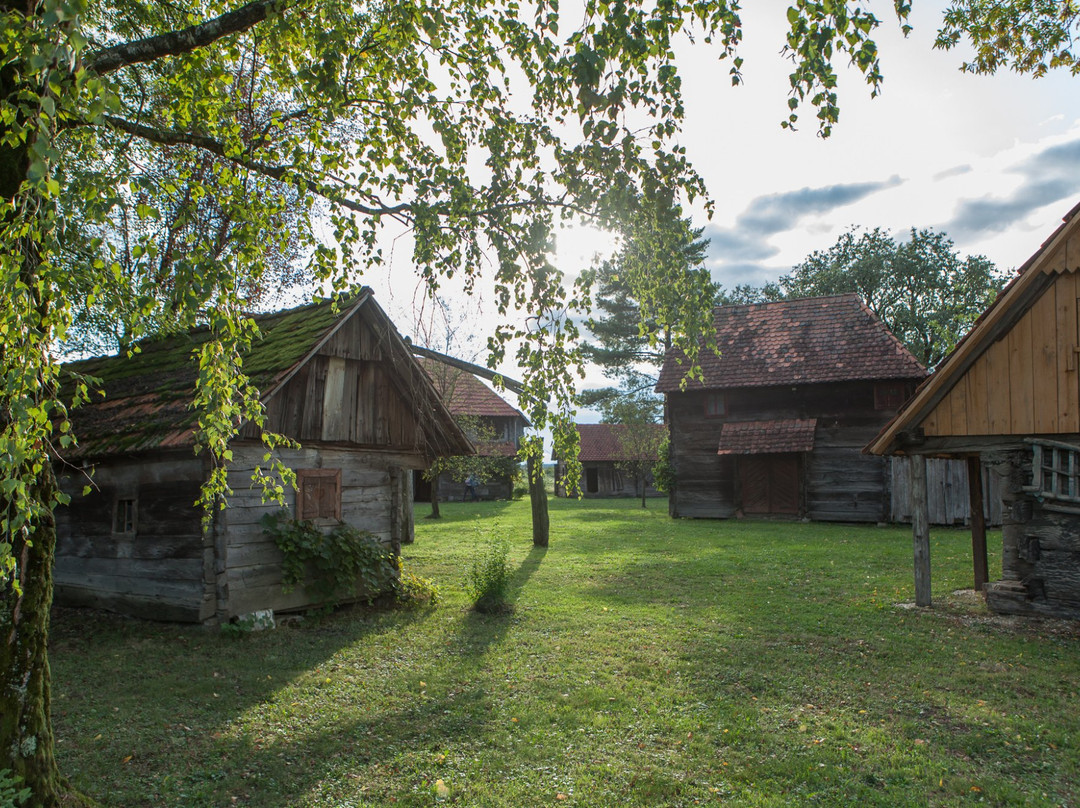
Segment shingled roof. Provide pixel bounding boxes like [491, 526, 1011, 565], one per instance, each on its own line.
[717, 419, 817, 455]
[419, 357, 525, 419]
[62, 292, 469, 459]
[656, 294, 926, 393]
[575, 423, 668, 462]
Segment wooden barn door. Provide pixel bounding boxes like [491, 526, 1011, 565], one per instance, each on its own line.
[740, 454, 800, 516]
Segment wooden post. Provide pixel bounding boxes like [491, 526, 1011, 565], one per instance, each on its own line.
[528, 455, 549, 547]
[911, 455, 932, 607]
[402, 469, 415, 545]
[967, 455, 989, 591]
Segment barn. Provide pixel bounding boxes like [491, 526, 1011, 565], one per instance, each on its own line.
[553, 423, 667, 499]
[657, 294, 927, 521]
[55, 292, 472, 623]
[868, 202, 1080, 619]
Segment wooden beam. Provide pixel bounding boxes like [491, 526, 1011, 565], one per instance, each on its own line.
[967, 455, 989, 592]
[409, 344, 524, 396]
[911, 455, 932, 607]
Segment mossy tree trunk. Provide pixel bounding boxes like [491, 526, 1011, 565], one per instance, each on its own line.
[1, 469, 72, 807]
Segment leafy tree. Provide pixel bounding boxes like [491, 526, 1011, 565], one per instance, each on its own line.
[0, 0, 1066, 802]
[579, 195, 713, 414]
[604, 395, 667, 509]
[779, 227, 1005, 368]
[714, 282, 782, 306]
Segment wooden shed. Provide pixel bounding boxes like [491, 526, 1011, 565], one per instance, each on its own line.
[657, 295, 927, 521]
[55, 292, 472, 623]
[868, 202, 1080, 619]
[553, 423, 668, 498]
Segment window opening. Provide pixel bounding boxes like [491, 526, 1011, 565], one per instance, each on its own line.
[1023, 439, 1080, 505]
[114, 498, 136, 534]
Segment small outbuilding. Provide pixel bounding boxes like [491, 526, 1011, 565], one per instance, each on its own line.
[657, 294, 928, 521]
[554, 423, 667, 498]
[55, 292, 472, 623]
[868, 202, 1080, 619]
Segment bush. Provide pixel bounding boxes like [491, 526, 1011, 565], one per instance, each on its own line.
[261, 511, 397, 603]
[466, 536, 512, 614]
[394, 559, 441, 608]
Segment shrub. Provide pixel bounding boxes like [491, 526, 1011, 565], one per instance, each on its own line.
[466, 536, 512, 614]
[394, 560, 441, 608]
[261, 511, 397, 603]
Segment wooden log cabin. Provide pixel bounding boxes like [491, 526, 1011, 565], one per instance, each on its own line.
[868, 202, 1080, 619]
[415, 354, 529, 502]
[657, 294, 927, 521]
[55, 292, 472, 623]
[553, 423, 668, 498]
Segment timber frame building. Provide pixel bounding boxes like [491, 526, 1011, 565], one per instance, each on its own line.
[55, 292, 472, 623]
[869, 201, 1080, 619]
[658, 294, 926, 522]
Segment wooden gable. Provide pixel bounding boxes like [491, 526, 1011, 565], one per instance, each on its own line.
[921, 267, 1080, 438]
[869, 202, 1080, 455]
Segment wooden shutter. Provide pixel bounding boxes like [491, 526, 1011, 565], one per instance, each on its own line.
[296, 469, 342, 520]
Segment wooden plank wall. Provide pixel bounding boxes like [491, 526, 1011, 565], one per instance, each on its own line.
[888, 457, 1003, 526]
[219, 444, 422, 618]
[54, 455, 211, 622]
[258, 313, 426, 450]
[668, 382, 901, 521]
[805, 423, 889, 523]
[925, 270, 1080, 437]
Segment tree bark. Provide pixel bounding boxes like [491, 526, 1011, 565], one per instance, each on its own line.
[428, 475, 441, 519]
[1, 469, 77, 807]
[529, 456, 549, 547]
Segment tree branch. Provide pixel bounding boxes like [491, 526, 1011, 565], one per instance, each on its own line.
[88, 0, 287, 76]
[102, 114, 411, 217]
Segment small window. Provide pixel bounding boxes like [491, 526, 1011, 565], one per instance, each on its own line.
[114, 499, 136, 534]
[612, 469, 624, 492]
[1023, 440, 1080, 504]
[704, 392, 726, 418]
[874, 382, 908, 411]
[296, 469, 342, 521]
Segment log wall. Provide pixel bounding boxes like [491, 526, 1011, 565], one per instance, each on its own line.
[985, 447, 1080, 619]
[217, 443, 423, 619]
[54, 455, 212, 622]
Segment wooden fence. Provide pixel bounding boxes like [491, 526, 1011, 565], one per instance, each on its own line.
[889, 457, 1003, 526]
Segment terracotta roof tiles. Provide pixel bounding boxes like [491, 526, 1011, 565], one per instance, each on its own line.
[575, 422, 668, 462]
[717, 419, 817, 455]
[657, 294, 926, 393]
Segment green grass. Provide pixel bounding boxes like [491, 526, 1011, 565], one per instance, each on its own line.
[50, 498, 1080, 807]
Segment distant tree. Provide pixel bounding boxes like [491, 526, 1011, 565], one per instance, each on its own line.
[778, 227, 1005, 368]
[714, 282, 782, 306]
[604, 395, 666, 509]
[579, 194, 714, 415]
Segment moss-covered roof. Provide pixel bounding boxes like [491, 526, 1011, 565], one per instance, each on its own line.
[63, 293, 366, 458]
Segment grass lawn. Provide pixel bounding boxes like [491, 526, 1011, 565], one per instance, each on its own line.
[50, 498, 1080, 807]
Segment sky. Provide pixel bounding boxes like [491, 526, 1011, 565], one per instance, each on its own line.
[371, 1, 1080, 422]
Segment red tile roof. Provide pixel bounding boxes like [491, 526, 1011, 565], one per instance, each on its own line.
[575, 423, 668, 462]
[420, 358, 524, 419]
[656, 294, 926, 393]
[717, 419, 817, 455]
[475, 440, 519, 458]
